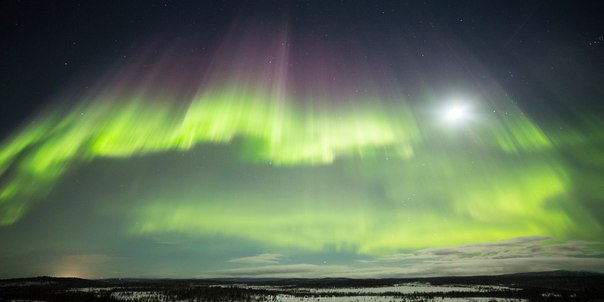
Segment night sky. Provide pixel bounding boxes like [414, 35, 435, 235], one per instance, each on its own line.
[1, 1, 604, 278]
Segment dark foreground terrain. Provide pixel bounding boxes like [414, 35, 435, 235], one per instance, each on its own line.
[1, 271, 603, 302]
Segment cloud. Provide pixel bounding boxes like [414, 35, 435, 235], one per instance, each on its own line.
[355, 236, 604, 277]
[228, 253, 285, 264]
[210, 257, 604, 279]
[363, 236, 599, 263]
[212, 237, 604, 278]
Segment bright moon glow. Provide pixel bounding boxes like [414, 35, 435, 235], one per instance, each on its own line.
[444, 103, 470, 124]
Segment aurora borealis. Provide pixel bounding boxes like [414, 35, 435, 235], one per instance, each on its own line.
[1, 1, 603, 278]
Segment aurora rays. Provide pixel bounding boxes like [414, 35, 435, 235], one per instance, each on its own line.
[2, 78, 602, 251]
[0, 84, 585, 227]
[1, 1, 604, 278]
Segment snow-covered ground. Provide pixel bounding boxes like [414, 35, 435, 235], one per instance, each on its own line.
[66, 282, 527, 302]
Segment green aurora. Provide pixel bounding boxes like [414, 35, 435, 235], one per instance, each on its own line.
[1, 81, 603, 256]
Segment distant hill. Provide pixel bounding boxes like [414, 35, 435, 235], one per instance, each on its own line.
[0, 276, 107, 288]
[1, 270, 602, 286]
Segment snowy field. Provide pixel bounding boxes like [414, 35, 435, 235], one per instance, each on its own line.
[66, 282, 527, 302]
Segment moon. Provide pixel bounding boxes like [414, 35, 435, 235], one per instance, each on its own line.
[444, 103, 470, 124]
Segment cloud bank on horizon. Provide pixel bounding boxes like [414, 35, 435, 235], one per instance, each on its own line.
[211, 236, 604, 278]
